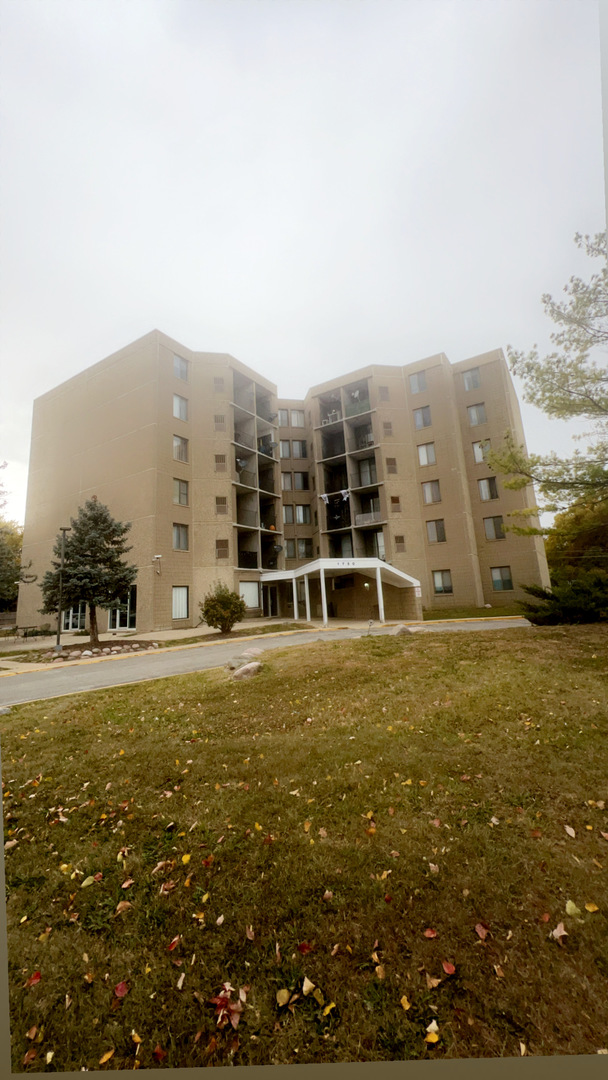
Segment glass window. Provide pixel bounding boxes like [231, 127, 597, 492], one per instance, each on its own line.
[292, 440, 307, 458]
[427, 519, 446, 543]
[109, 586, 137, 630]
[173, 355, 188, 381]
[283, 504, 294, 524]
[491, 566, 513, 591]
[291, 409, 305, 427]
[281, 472, 292, 490]
[473, 440, 490, 463]
[463, 367, 481, 391]
[433, 570, 453, 594]
[172, 586, 189, 619]
[63, 601, 86, 631]
[173, 394, 188, 421]
[409, 371, 427, 394]
[484, 516, 505, 540]
[468, 403, 487, 426]
[479, 477, 499, 501]
[239, 581, 259, 608]
[173, 524, 189, 550]
[417, 442, 436, 466]
[294, 472, 309, 490]
[173, 478, 189, 505]
[422, 480, 441, 504]
[359, 458, 377, 486]
[173, 435, 188, 462]
[298, 538, 313, 558]
[280, 440, 291, 458]
[285, 539, 296, 558]
[278, 409, 289, 426]
[296, 504, 311, 524]
[414, 405, 431, 429]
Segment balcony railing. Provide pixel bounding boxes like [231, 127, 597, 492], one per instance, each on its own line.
[257, 441, 277, 458]
[237, 552, 258, 569]
[345, 400, 371, 418]
[233, 393, 255, 413]
[237, 509, 258, 527]
[326, 510, 352, 531]
[234, 430, 255, 450]
[258, 475, 276, 494]
[354, 431, 375, 450]
[320, 410, 342, 425]
[235, 468, 257, 489]
[355, 511, 382, 527]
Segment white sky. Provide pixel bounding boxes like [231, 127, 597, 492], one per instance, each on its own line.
[1, 0, 606, 526]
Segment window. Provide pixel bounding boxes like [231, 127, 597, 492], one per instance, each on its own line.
[281, 472, 292, 490]
[215, 496, 228, 514]
[294, 472, 309, 490]
[418, 442, 436, 466]
[173, 394, 188, 421]
[172, 586, 189, 619]
[468, 403, 487, 426]
[414, 405, 431, 429]
[215, 539, 229, 559]
[285, 539, 296, 558]
[484, 515, 505, 540]
[214, 454, 226, 471]
[333, 574, 354, 590]
[291, 409, 305, 427]
[463, 367, 481, 391]
[280, 440, 291, 458]
[409, 371, 427, 394]
[283, 504, 294, 524]
[427, 519, 446, 543]
[422, 480, 441, 504]
[386, 457, 397, 474]
[109, 586, 137, 629]
[383, 421, 393, 437]
[278, 409, 289, 426]
[173, 523, 189, 550]
[395, 535, 406, 552]
[173, 478, 189, 505]
[173, 435, 188, 462]
[214, 414, 226, 430]
[433, 570, 453, 594]
[479, 477, 499, 501]
[359, 458, 377, 486]
[214, 376, 224, 392]
[298, 538, 313, 558]
[239, 581, 259, 608]
[491, 566, 513, 591]
[296, 504, 311, 524]
[292, 440, 307, 458]
[173, 355, 188, 380]
[378, 386, 389, 401]
[473, 439, 490, 463]
[390, 496, 401, 512]
[63, 601, 86, 631]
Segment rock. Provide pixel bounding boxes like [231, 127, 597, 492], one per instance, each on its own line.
[102, 648, 111, 654]
[152, 642, 159, 648]
[225, 658, 242, 670]
[240, 647, 263, 658]
[111, 647, 122, 653]
[391, 624, 412, 636]
[0, 706, 11, 714]
[132, 643, 140, 649]
[52, 656, 64, 662]
[92, 648, 101, 655]
[81, 650, 93, 657]
[70, 651, 82, 659]
[233, 661, 262, 680]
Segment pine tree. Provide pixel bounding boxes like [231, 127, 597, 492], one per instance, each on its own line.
[39, 497, 137, 647]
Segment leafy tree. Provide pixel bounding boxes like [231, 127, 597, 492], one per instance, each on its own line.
[544, 499, 608, 581]
[199, 583, 247, 634]
[0, 464, 36, 610]
[489, 231, 608, 517]
[39, 497, 137, 647]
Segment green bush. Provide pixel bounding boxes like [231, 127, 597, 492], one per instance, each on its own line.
[518, 572, 608, 625]
[199, 583, 247, 634]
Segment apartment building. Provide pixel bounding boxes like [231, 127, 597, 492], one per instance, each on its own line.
[17, 330, 550, 633]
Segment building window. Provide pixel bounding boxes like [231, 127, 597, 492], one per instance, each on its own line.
[390, 496, 401, 512]
[173, 355, 188, 381]
[281, 472, 292, 490]
[298, 538, 313, 558]
[427, 519, 446, 543]
[484, 515, 505, 540]
[280, 440, 291, 458]
[278, 408, 289, 426]
[333, 574, 354, 590]
[409, 371, 427, 394]
[214, 414, 226, 430]
[285, 538, 296, 558]
[239, 581, 259, 608]
[173, 478, 189, 505]
[296, 504, 311, 524]
[395, 535, 405, 552]
[215, 496, 228, 514]
[386, 457, 397, 475]
[417, 442, 436, 466]
[291, 409, 305, 427]
[215, 454, 226, 471]
[173, 523, 189, 550]
[283, 504, 294, 524]
[491, 565, 513, 591]
[383, 421, 393, 437]
[215, 539, 229, 559]
[473, 440, 490, 463]
[109, 586, 137, 629]
[214, 376, 224, 392]
[359, 458, 377, 486]
[294, 472, 309, 490]
[378, 385, 390, 401]
[173, 435, 188, 462]
[463, 367, 481, 391]
[414, 405, 432, 429]
[292, 439, 307, 458]
[468, 403, 487, 426]
[172, 586, 189, 619]
[422, 480, 441, 504]
[173, 394, 188, 421]
[478, 477, 499, 501]
[433, 570, 453, 594]
[62, 601, 86, 631]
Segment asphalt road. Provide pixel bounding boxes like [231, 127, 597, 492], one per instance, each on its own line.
[0, 619, 530, 707]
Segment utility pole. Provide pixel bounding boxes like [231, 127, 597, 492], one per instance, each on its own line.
[54, 526, 72, 655]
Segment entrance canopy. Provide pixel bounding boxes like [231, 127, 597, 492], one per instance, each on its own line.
[260, 558, 421, 626]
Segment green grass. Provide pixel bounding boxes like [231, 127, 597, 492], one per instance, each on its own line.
[3, 624, 607, 1070]
[422, 605, 521, 620]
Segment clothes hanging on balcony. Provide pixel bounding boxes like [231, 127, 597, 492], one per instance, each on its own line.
[320, 494, 330, 504]
[340, 489, 350, 501]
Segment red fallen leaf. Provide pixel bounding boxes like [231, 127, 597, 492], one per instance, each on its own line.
[24, 971, 41, 989]
[297, 941, 313, 954]
[460, 775, 471, 782]
[93, 872, 103, 882]
[442, 961, 456, 975]
[206, 1036, 218, 1054]
[263, 834, 275, 844]
[114, 980, 129, 998]
[431, 818, 441, 828]
[384, 894, 392, 903]
[541, 912, 550, 923]
[167, 935, 181, 951]
[424, 928, 437, 938]
[23, 1049, 37, 1066]
[475, 923, 489, 940]
[153, 1045, 167, 1062]
[26, 1026, 37, 1040]
[530, 829, 542, 838]
[202, 854, 215, 867]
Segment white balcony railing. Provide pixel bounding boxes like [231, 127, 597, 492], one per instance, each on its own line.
[355, 511, 382, 526]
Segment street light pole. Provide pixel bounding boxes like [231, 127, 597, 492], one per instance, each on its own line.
[54, 526, 72, 655]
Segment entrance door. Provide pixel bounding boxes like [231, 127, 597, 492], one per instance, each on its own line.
[263, 585, 278, 617]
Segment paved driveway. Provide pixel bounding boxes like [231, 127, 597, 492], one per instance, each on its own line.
[0, 619, 530, 707]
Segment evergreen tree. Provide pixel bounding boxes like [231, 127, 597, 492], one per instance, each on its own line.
[40, 497, 137, 647]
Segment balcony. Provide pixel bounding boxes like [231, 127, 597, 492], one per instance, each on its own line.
[257, 439, 277, 458]
[258, 474, 276, 494]
[234, 467, 257, 489]
[237, 551, 258, 569]
[237, 508, 258, 528]
[355, 511, 383, 527]
[325, 507, 352, 531]
[354, 429, 375, 451]
[345, 399, 371, 418]
[232, 392, 255, 413]
[234, 429, 255, 450]
[320, 410, 342, 426]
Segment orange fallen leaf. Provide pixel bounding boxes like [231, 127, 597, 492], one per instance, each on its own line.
[585, 903, 599, 913]
[23, 1049, 38, 1067]
[423, 928, 437, 939]
[99, 1049, 115, 1065]
[115, 901, 132, 916]
[442, 961, 456, 975]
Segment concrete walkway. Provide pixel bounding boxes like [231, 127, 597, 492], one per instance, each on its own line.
[0, 617, 531, 708]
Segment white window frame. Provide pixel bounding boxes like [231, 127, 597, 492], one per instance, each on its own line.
[463, 367, 481, 391]
[62, 601, 86, 631]
[291, 409, 305, 427]
[280, 440, 291, 458]
[278, 409, 289, 426]
[417, 442, 436, 466]
[422, 480, 441, 504]
[109, 586, 137, 630]
[239, 581, 260, 609]
[295, 504, 311, 524]
[409, 371, 427, 394]
[468, 403, 487, 426]
[173, 435, 188, 462]
[479, 477, 499, 501]
[172, 586, 189, 619]
[484, 516, 505, 540]
[414, 405, 432, 429]
[473, 440, 490, 463]
[173, 355, 188, 381]
[173, 394, 188, 421]
[427, 519, 446, 543]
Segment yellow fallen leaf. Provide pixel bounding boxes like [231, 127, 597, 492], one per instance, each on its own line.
[131, 1031, 143, 1044]
[81, 876, 95, 888]
[322, 1001, 336, 1016]
[375, 965, 386, 979]
[400, 995, 411, 1011]
[181, 854, 191, 865]
[276, 989, 290, 1006]
[304, 820, 311, 833]
[313, 987, 325, 1005]
[145, 965, 152, 974]
[254, 822, 262, 831]
[425, 1032, 439, 1043]
[365, 811, 374, 819]
[99, 1049, 115, 1064]
[119, 749, 124, 756]
[585, 902, 599, 912]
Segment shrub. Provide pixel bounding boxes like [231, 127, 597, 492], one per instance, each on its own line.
[199, 583, 247, 634]
[518, 573, 608, 625]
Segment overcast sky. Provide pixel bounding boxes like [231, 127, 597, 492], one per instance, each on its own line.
[0, 0, 605, 526]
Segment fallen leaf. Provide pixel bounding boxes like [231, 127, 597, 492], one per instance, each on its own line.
[114, 981, 129, 998]
[426, 1019, 439, 1033]
[167, 935, 181, 951]
[551, 922, 568, 944]
[81, 876, 95, 888]
[115, 901, 132, 916]
[442, 961, 456, 975]
[530, 829, 542, 838]
[24, 971, 41, 989]
[304, 820, 311, 833]
[400, 995, 411, 1011]
[276, 989, 290, 1006]
[474, 923, 489, 940]
[182, 853, 191, 864]
[585, 902, 599, 913]
[99, 1049, 115, 1065]
[216, 915, 225, 926]
[426, 973, 442, 989]
[322, 1001, 336, 1016]
[375, 965, 386, 979]
[22, 1049, 37, 1067]
[131, 1031, 143, 1044]
[424, 928, 437, 939]
[323, 890, 333, 901]
[494, 965, 505, 978]
[297, 941, 313, 954]
[565, 900, 581, 917]
[26, 1026, 37, 1040]
[84, 972, 95, 983]
[302, 976, 315, 996]
[121, 878, 134, 889]
[246, 925, 254, 940]
[177, 972, 185, 990]
[564, 825, 576, 839]
[153, 1045, 167, 1062]
[520, 1043, 527, 1056]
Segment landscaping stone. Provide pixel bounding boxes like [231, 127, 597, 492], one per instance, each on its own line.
[391, 625, 412, 636]
[102, 648, 111, 654]
[240, 647, 263, 658]
[0, 706, 11, 714]
[132, 643, 140, 649]
[233, 661, 262, 680]
[92, 648, 101, 654]
[81, 650, 93, 657]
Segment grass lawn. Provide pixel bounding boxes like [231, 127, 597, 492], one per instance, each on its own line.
[2, 624, 607, 1070]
